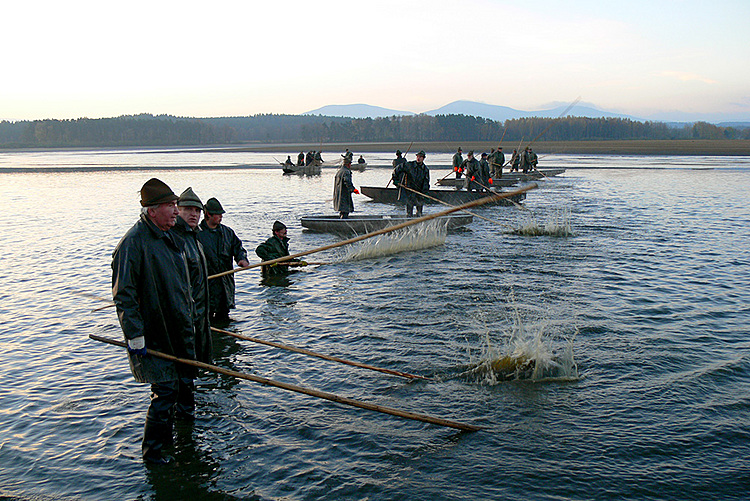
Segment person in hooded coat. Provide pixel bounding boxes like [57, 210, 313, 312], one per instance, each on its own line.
[333, 159, 358, 218]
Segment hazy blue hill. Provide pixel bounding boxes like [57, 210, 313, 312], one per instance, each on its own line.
[426, 100, 639, 121]
[302, 104, 414, 118]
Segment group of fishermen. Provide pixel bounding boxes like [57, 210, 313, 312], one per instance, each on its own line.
[452, 146, 538, 184]
[112, 178, 304, 465]
[290, 150, 324, 167]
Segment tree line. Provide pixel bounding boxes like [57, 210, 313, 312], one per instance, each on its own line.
[1, 113, 748, 148]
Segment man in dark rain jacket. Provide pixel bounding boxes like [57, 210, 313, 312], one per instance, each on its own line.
[172, 187, 213, 419]
[461, 151, 481, 192]
[393, 150, 430, 217]
[197, 197, 250, 324]
[333, 158, 358, 218]
[452, 147, 464, 179]
[255, 221, 306, 276]
[111, 178, 200, 465]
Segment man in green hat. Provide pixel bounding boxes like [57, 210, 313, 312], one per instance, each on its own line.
[255, 221, 306, 277]
[170, 187, 213, 419]
[111, 178, 197, 464]
[197, 197, 249, 324]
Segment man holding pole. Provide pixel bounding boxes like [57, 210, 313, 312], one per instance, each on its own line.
[111, 178, 203, 465]
[452, 147, 464, 179]
[394, 150, 430, 217]
[197, 198, 250, 324]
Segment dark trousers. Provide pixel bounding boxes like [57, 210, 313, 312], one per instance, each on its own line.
[142, 375, 194, 461]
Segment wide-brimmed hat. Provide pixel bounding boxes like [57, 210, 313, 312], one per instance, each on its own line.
[177, 187, 203, 209]
[140, 178, 178, 207]
[203, 197, 225, 214]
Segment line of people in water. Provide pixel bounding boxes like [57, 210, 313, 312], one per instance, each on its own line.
[112, 178, 313, 465]
[452, 145, 538, 180]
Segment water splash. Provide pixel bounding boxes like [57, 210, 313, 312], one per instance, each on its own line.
[508, 208, 574, 237]
[339, 221, 447, 261]
[453, 292, 579, 384]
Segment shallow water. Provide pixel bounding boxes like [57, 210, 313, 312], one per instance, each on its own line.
[1, 150, 749, 500]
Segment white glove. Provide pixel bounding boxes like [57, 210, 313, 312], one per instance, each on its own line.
[127, 336, 146, 355]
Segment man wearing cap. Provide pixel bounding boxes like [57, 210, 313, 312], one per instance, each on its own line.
[452, 147, 464, 179]
[520, 146, 538, 173]
[171, 187, 213, 420]
[255, 221, 306, 276]
[479, 152, 492, 191]
[111, 178, 197, 464]
[490, 147, 505, 178]
[461, 151, 481, 192]
[333, 158, 358, 219]
[393, 150, 430, 217]
[197, 197, 250, 324]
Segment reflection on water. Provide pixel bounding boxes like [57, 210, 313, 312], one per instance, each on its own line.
[1, 151, 750, 500]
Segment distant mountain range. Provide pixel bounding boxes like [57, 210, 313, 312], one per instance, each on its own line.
[303, 100, 750, 127]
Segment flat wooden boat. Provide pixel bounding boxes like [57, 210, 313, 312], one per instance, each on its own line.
[282, 164, 322, 175]
[436, 168, 565, 187]
[300, 214, 474, 234]
[359, 186, 525, 206]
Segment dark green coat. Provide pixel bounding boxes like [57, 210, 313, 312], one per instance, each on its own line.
[393, 160, 430, 204]
[256, 234, 299, 275]
[172, 216, 212, 366]
[112, 213, 195, 383]
[197, 221, 248, 312]
[333, 165, 355, 214]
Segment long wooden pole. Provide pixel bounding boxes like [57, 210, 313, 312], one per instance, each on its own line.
[396, 183, 516, 230]
[211, 327, 429, 381]
[208, 183, 538, 280]
[89, 334, 481, 432]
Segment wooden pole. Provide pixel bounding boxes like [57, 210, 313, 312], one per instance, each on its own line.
[208, 183, 538, 280]
[89, 334, 481, 432]
[211, 327, 429, 381]
[396, 183, 517, 229]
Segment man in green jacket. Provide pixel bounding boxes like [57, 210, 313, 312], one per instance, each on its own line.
[255, 221, 306, 276]
[197, 198, 249, 324]
[112, 178, 198, 464]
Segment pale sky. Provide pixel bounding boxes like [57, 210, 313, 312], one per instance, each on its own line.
[3, 0, 749, 121]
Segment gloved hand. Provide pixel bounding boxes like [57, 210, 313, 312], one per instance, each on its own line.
[471, 176, 476, 181]
[299, 261, 308, 266]
[489, 178, 493, 185]
[127, 336, 147, 356]
[353, 188, 360, 194]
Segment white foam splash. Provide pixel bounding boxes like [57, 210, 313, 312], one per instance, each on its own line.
[339, 221, 447, 261]
[512, 208, 574, 237]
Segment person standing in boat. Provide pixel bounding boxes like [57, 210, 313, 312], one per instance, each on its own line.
[255, 221, 306, 276]
[510, 149, 520, 172]
[452, 147, 464, 179]
[490, 147, 505, 178]
[394, 150, 430, 217]
[314, 151, 324, 165]
[479, 152, 492, 191]
[171, 187, 213, 420]
[358, 155, 366, 165]
[197, 197, 250, 324]
[111, 178, 198, 465]
[333, 158, 358, 219]
[461, 150, 481, 192]
[527, 147, 538, 171]
[284, 156, 294, 166]
[297, 151, 305, 166]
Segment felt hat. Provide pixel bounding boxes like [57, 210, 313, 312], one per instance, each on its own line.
[272, 221, 287, 232]
[140, 178, 178, 207]
[177, 187, 203, 208]
[416, 150, 426, 157]
[396, 150, 402, 155]
[203, 197, 225, 214]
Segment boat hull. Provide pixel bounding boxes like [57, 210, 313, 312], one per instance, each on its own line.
[436, 168, 565, 187]
[300, 214, 473, 234]
[360, 186, 525, 206]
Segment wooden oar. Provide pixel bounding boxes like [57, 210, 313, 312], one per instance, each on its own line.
[208, 183, 538, 280]
[89, 334, 481, 432]
[211, 327, 429, 381]
[396, 183, 516, 230]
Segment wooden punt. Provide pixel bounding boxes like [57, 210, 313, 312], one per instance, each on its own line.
[359, 186, 526, 206]
[300, 214, 474, 234]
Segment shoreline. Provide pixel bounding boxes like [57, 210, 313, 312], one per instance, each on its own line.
[2, 139, 750, 156]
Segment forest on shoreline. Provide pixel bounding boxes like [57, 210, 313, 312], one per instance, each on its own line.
[1, 113, 750, 155]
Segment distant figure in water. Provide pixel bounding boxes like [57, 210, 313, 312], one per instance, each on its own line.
[256, 220, 305, 276]
[510, 149, 520, 172]
[333, 158, 358, 218]
[358, 155, 366, 165]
